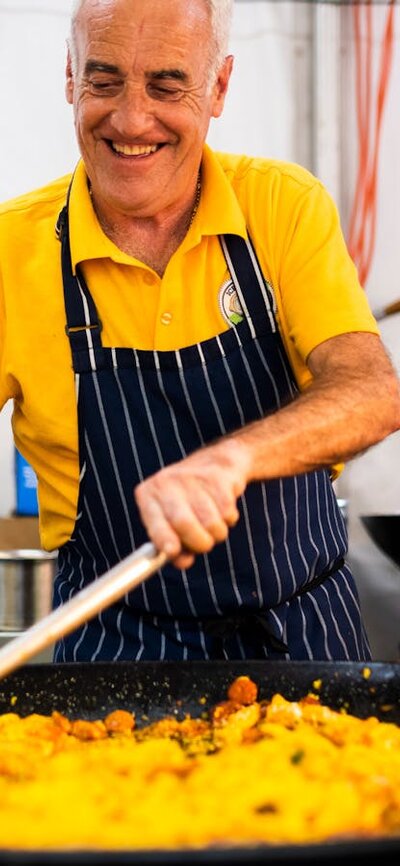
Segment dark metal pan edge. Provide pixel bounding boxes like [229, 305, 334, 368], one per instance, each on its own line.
[1, 836, 400, 866]
[0, 659, 399, 722]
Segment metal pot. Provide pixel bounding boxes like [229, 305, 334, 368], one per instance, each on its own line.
[0, 549, 57, 632]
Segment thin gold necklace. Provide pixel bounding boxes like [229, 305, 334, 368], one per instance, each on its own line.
[188, 171, 202, 228]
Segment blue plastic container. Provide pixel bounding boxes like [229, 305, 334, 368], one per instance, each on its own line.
[14, 448, 39, 517]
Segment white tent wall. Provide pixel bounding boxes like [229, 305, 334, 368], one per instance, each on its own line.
[0, 0, 399, 657]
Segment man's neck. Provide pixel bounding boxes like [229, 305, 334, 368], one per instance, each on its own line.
[90, 176, 201, 277]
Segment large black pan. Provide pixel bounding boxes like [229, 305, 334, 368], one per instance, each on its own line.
[0, 659, 399, 866]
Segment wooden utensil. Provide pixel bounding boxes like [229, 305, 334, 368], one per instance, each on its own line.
[373, 298, 400, 320]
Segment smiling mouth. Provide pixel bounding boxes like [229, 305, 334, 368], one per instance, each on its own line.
[109, 142, 163, 157]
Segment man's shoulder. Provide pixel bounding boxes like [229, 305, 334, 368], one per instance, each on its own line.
[0, 173, 72, 222]
[213, 150, 321, 192]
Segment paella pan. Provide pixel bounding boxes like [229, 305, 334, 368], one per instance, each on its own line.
[0, 659, 399, 865]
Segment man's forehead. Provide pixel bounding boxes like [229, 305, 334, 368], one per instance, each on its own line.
[72, 0, 212, 77]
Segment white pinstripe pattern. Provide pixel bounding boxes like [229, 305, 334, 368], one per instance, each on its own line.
[71, 622, 88, 660]
[296, 596, 314, 659]
[83, 496, 112, 573]
[253, 339, 286, 408]
[278, 479, 298, 596]
[335, 570, 365, 657]
[173, 619, 183, 653]
[222, 536, 243, 607]
[155, 362, 189, 458]
[76, 274, 97, 372]
[84, 433, 122, 561]
[235, 634, 246, 659]
[313, 472, 330, 563]
[306, 592, 332, 659]
[293, 477, 314, 581]
[156, 619, 166, 661]
[320, 583, 351, 659]
[60, 547, 86, 662]
[133, 350, 165, 467]
[135, 616, 145, 661]
[321, 472, 341, 559]
[303, 473, 323, 575]
[237, 494, 264, 607]
[91, 372, 136, 549]
[234, 348, 265, 416]
[72, 529, 103, 659]
[53, 549, 74, 661]
[159, 578, 173, 617]
[176, 352, 205, 442]
[216, 335, 246, 425]
[259, 482, 283, 603]
[329, 490, 348, 550]
[55, 217, 369, 662]
[196, 344, 226, 429]
[91, 610, 108, 661]
[112, 367, 151, 611]
[276, 346, 298, 399]
[111, 368, 146, 475]
[202, 555, 223, 616]
[268, 606, 290, 659]
[113, 608, 125, 660]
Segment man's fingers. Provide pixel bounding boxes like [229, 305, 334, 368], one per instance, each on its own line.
[135, 483, 239, 560]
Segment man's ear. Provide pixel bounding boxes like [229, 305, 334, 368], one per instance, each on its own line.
[65, 47, 74, 105]
[211, 54, 234, 119]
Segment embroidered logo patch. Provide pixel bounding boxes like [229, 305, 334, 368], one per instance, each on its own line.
[218, 280, 244, 325]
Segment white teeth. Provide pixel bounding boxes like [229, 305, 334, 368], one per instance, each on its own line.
[112, 143, 158, 156]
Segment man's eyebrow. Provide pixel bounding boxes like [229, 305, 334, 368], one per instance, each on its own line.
[83, 61, 188, 82]
[148, 69, 188, 83]
[84, 60, 121, 76]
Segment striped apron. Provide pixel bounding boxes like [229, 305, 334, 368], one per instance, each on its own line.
[53, 202, 371, 662]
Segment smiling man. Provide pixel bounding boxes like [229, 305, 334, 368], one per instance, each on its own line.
[66, 0, 233, 273]
[0, 0, 399, 663]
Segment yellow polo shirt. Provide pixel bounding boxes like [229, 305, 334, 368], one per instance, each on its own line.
[0, 144, 378, 550]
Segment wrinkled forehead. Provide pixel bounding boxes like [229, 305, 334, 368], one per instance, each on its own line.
[73, 0, 212, 51]
[72, 0, 213, 74]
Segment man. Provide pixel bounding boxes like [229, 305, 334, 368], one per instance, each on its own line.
[0, 0, 399, 662]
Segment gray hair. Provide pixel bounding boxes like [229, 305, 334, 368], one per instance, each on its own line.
[69, 0, 234, 82]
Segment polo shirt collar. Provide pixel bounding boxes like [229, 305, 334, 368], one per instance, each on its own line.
[69, 161, 134, 273]
[68, 144, 247, 271]
[195, 143, 247, 239]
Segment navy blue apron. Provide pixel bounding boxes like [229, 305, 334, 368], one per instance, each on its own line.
[53, 194, 371, 662]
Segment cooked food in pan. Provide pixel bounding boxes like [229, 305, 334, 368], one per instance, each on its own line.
[0, 675, 399, 850]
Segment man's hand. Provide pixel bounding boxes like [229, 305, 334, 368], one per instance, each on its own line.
[134, 439, 250, 568]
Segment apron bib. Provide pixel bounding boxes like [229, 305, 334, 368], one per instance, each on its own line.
[53, 201, 371, 662]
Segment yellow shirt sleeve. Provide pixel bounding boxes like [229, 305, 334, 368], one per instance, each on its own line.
[239, 157, 379, 392]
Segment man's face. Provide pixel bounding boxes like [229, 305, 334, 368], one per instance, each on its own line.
[66, 0, 232, 220]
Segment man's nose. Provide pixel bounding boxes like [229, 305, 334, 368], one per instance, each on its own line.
[110, 85, 154, 136]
